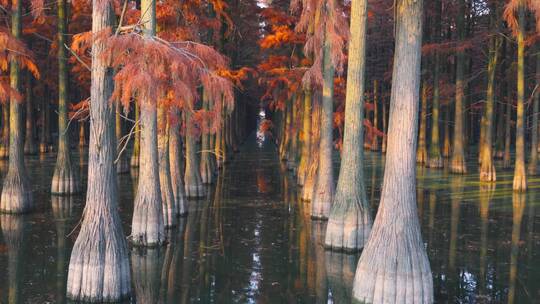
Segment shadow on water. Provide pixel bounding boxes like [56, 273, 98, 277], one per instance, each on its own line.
[0, 139, 539, 303]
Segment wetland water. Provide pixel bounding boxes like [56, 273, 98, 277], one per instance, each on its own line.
[0, 136, 539, 303]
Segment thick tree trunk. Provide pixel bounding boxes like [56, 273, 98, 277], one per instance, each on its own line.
[158, 106, 177, 228]
[450, 0, 467, 174]
[325, 0, 371, 252]
[200, 94, 215, 184]
[279, 101, 291, 161]
[115, 102, 129, 174]
[352, 0, 433, 302]
[479, 26, 500, 182]
[301, 98, 321, 202]
[297, 89, 312, 185]
[1, 1, 33, 213]
[513, 5, 527, 191]
[130, 102, 140, 167]
[52, 0, 80, 195]
[66, 2, 131, 301]
[311, 26, 335, 220]
[131, 0, 166, 245]
[416, 83, 428, 165]
[184, 110, 205, 197]
[169, 108, 187, 216]
[24, 74, 37, 155]
[287, 95, 300, 172]
[528, 46, 540, 175]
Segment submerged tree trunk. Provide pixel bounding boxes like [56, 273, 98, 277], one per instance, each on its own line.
[66, 2, 131, 301]
[169, 108, 187, 216]
[352, 0, 433, 302]
[158, 106, 177, 228]
[450, 0, 467, 174]
[479, 20, 500, 182]
[52, 0, 80, 195]
[513, 5, 526, 191]
[184, 109, 205, 198]
[528, 46, 540, 175]
[1, 1, 33, 213]
[130, 102, 140, 167]
[416, 83, 428, 165]
[325, 0, 371, 252]
[311, 24, 335, 220]
[297, 89, 312, 185]
[131, 0, 166, 246]
[24, 74, 37, 155]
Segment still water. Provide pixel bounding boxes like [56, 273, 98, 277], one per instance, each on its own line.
[0, 137, 539, 303]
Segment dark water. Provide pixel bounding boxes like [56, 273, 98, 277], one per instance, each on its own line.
[0, 137, 539, 303]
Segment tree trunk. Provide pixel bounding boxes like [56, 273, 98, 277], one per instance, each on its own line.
[184, 109, 205, 197]
[450, 0, 467, 174]
[528, 45, 540, 175]
[513, 5, 526, 191]
[479, 20, 500, 182]
[0, 0, 33, 213]
[287, 95, 300, 172]
[381, 90, 387, 153]
[131, 0, 166, 245]
[169, 108, 187, 216]
[428, 0, 442, 168]
[215, 105, 225, 169]
[39, 97, 48, 153]
[66, 2, 131, 301]
[115, 102, 129, 174]
[301, 96, 321, 202]
[311, 24, 335, 220]
[130, 102, 140, 167]
[325, 0, 371, 252]
[24, 74, 37, 155]
[158, 106, 177, 228]
[297, 89, 312, 185]
[416, 83, 428, 164]
[442, 103, 451, 158]
[352, 0, 433, 302]
[78, 120, 86, 147]
[52, 0, 80, 195]
[0, 104, 9, 158]
[371, 80, 380, 151]
[200, 93, 215, 184]
[494, 97, 505, 158]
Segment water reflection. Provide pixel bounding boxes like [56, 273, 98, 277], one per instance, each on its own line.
[1, 214, 25, 304]
[508, 193, 525, 304]
[51, 196, 73, 304]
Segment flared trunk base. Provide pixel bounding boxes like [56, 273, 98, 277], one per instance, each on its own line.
[0, 170, 33, 213]
[324, 197, 371, 253]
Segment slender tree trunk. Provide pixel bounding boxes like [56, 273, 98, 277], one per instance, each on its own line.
[280, 101, 291, 161]
[479, 19, 500, 182]
[158, 106, 177, 228]
[169, 108, 187, 216]
[302, 95, 321, 202]
[297, 89, 312, 185]
[115, 102, 129, 174]
[450, 0, 467, 174]
[371, 80, 379, 151]
[66, 2, 131, 301]
[39, 97, 48, 153]
[52, 0, 80, 195]
[442, 103, 451, 158]
[311, 23, 335, 220]
[416, 83, 428, 164]
[184, 109, 205, 198]
[513, 5, 526, 191]
[200, 93, 215, 184]
[325, 0, 371, 252]
[78, 121, 86, 147]
[130, 102, 140, 167]
[287, 95, 300, 172]
[528, 45, 540, 175]
[215, 105, 225, 169]
[428, 0, 442, 168]
[352, 0, 433, 302]
[131, 0, 165, 246]
[0, 0, 33, 213]
[24, 74, 37, 155]
[494, 97, 505, 158]
[0, 104, 9, 159]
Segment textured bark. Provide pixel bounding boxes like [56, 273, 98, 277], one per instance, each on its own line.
[442, 104, 451, 158]
[24, 74, 37, 155]
[215, 106, 225, 169]
[0, 104, 9, 158]
[311, 27, 335, 220]
[513, 5, 527, 192]
[169, 108, 187, 216]
[158, 106, 177, 228]
[184, 109, 205, 197]
[479, 23, 500, 183]
[200, 94, 215, 184]
[528, 46, 540, 175]
[131, 0, 166, 246]
[450, 0, 467, 174]
[325, 0, 371, 252]
[301, 98, 321, 202]
[352, 1, 433, 302]
[503, 91, 512, 168]
[381, 92, 387, 153]
[416, 84, 428, 165]
[287, 95, 300, 171]
[1, 214, 25, 304]
[279, 101, 291, 161]
[370, 80, 379, 151]
[115, 102, 129, 174]
[130, 102, 141, 167]
[66, 2, 131, 301]
[52, 0, 80, 195]
[0, 1, 33, 213]
[297, 89, 312, 185]
[494, 99, 505, 159]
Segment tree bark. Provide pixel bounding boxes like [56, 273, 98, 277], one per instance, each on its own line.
[301, 97, 321, 202]
[325, 0, 371, 252]
[513, 5, 527, 191]
[352, 1, 433, 302]
[0, 104, 9, 159]
[169, 108, 187, 216]
[52, 0, 80, 195]
[528, 45, 540, 175]
[297, 89, 312, 185]
[0, 0, 33, 213]
[200, 93, 215, 184]
[184, 109, 205, 197]
[66, 2, 131, 301]
[370, 80, 379, 151]
[24, 73, 37, 155]
[416, 83, 428, 164]
[158, 106, 177, 228]
[130, 102, 140, 167]
[131, 0, 166, 245]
